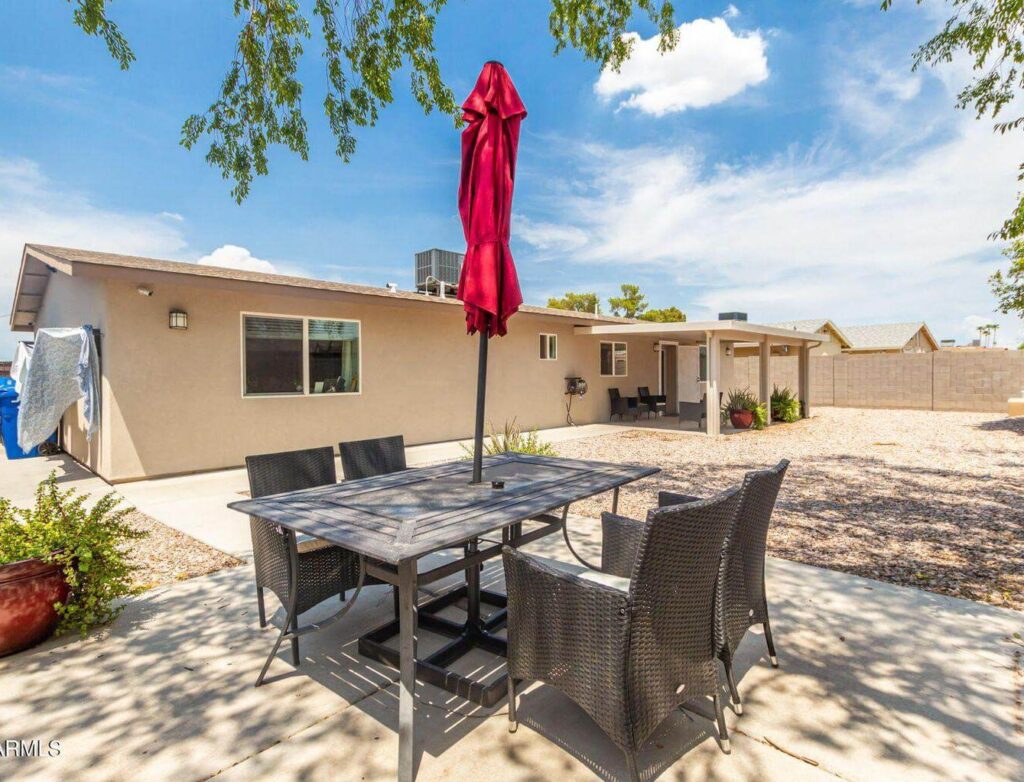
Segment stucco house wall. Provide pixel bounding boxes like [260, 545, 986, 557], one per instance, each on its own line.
[59, 277, 658, 482]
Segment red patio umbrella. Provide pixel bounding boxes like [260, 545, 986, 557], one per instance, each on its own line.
[457, 61, 527, 483]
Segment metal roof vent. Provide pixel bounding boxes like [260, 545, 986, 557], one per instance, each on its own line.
[415, 249, 463, 297]
[718, 312, 747, 321]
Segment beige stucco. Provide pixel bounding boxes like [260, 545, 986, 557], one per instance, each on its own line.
[40, 275, 660, 482]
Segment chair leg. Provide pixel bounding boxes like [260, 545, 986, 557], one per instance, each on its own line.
[289, 611, 300, 666]
[255, 605, 297, 688]
[763, 617, 779, 667]
[624, 750, 640, 782]
[713, 693, 731, 754]
[507, 676, 518, 733]
[256, 586, 267, 628]
[724, 657, 743, 714]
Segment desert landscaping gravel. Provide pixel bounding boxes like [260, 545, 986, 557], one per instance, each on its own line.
[123, 510, 241, 590]
[556, 407, 1024, 611]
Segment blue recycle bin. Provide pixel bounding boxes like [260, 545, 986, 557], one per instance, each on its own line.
[0, 387, 54, 459]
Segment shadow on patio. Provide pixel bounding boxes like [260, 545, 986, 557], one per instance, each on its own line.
[1, 514, 1020, 781]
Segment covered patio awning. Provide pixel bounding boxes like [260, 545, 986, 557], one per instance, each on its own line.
[574, 319, 826, 435]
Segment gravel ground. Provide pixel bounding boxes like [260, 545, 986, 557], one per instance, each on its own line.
[123, 510, 241, 590]
[555, 407, 1024, 611]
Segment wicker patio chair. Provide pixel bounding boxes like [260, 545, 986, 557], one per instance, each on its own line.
[503, 485, 742, 781]
[246, 446, 364, 687]
[338, 434, 407, 479]
[655, 459, 789, 714]
[637, 386, 667, 416]
[337, 435, 411, 615]
[608, 387, 648, 421]
[678, 392, 723, 432]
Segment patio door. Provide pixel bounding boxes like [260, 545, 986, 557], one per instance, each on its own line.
[677, 346, 702, 403]
[659, 343, 679, 412]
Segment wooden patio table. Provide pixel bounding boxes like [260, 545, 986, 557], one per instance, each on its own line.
[229, 452, 659, 782]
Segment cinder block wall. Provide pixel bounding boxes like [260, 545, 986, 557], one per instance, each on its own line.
[732, 352, 1024, 412]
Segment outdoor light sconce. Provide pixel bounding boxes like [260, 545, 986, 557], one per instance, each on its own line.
[168, 310, 188, 330]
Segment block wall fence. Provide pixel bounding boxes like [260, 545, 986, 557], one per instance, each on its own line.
[731, 351, 1024, 413]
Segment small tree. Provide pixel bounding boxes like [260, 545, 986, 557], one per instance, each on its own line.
[548, 291, 600, 314]
[991, 239, 1024, 317]
[64, 0, 680, 202]
[639, 306, 685, 323]
[608, 284, 648, 318]
[884, 1, 1024, 241]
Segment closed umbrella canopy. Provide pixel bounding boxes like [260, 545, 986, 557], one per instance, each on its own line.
[456, 61, 527, 483]
[457, 61, 526, 337]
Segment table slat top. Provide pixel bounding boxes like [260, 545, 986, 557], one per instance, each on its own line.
[228, 453, 658, 563]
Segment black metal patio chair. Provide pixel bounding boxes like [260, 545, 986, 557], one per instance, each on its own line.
[246, 446, 365, 687]
[503, 485, 742, 781]
[637, 386, 667, 417]
[655, 459, 789, 713]
[608, 387, 648, 421]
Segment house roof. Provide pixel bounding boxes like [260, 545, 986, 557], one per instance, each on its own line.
[11, 244, 634, 331]
[769, 319, 852, 349]
[840, 322, 938, 351]
[575, 320, 828, 346]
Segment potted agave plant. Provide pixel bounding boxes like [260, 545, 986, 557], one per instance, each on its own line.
[0, 473, 144, 657]
[723, 388, 767, 431]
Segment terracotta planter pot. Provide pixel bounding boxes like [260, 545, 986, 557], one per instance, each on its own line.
[0, 556, 70, 657]
[729, 409, 754, 429]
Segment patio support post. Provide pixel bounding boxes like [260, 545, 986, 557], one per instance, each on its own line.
[397, 558, 418, 782]
[798, 345, 811, 419]
[706, 333, 721, 436]
[759, 336, 772, 427]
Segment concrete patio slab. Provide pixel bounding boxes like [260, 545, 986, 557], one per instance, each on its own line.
[1, 525, 1020, 782]
[1, 420, 704, 563]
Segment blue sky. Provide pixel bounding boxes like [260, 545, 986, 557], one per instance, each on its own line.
[1, 0, 1022, 353]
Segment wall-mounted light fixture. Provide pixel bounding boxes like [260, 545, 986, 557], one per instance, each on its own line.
[169, 310, 188, 330]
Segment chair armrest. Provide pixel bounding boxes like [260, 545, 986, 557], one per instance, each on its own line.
[502, 546, 631, 681]
[658, 490, 703, 508]
[601, 512, 644, 578]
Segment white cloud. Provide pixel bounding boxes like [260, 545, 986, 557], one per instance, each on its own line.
[517, 107, 1024, 341]
[594, 17, 769, 115]
[723, 4, 740, 19]
[0, 66, 90, 90]
[160, 211, 185, 222]
[196, 244, 277, 274]
[515, 215, 589, 255]
[0, 155, 187, 354]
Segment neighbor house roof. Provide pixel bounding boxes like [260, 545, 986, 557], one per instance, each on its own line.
[10, 244, 635, 331]
[769, 319, 852, 349]
[840, 322, 938, 352]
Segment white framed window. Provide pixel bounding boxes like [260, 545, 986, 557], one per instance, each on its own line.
[539, 333, 557, 360]
[242, 313, 361, 397]
[600, 341, 628, 377]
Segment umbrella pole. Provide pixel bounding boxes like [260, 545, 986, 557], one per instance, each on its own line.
[472, 330, 489, 483]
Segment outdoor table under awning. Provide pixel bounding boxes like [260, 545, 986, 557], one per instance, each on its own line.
[229, 452, 658, 782]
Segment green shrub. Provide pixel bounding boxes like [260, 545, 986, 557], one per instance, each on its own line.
[0, 473, 146, 636]
[770, 385, 802, 423]
[461, 418, 557, 457]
